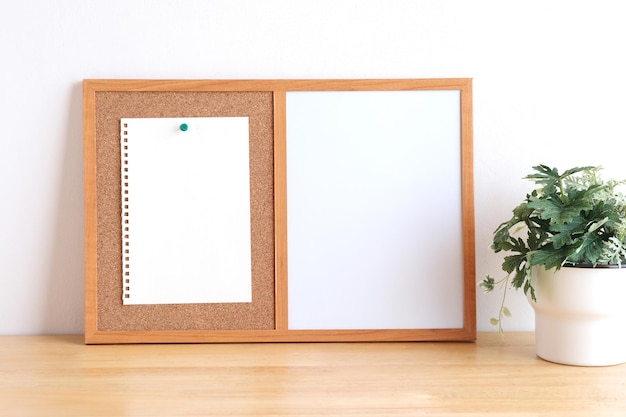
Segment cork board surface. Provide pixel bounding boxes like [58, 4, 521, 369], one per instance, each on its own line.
[95, 91, 275, 331]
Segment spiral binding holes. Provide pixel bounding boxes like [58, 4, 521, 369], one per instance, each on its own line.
[121, 122, 131, 301]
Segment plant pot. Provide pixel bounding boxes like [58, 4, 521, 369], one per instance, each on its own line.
[528, 265, 626, 366]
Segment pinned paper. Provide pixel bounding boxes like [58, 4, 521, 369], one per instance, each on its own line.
[121, 117, 252, 305]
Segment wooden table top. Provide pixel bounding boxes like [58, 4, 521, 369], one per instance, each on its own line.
[1, 332, 624, 416]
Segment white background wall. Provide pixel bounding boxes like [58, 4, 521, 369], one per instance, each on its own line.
[2, 0, 625, 335]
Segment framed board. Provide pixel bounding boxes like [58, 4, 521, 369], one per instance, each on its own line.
[83, 79, 475, 343]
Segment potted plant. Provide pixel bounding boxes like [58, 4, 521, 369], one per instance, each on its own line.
[481, 164, 626, 366]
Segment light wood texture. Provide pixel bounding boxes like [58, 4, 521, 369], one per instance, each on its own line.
[84, 79, 475, 343]
[2, 333, 624, 416]
[460, 82, 476, 338]
[273, 89, 289, 331]
[82, 78, 472, 92]
[83, 80, 98, 339]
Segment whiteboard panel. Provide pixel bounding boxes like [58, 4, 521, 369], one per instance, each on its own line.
[286, 91, 464, 330]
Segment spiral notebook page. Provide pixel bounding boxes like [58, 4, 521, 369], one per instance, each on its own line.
[121, 117, 252, 305]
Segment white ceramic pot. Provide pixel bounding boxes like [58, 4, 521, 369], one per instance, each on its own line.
[529, 265, 626, 366]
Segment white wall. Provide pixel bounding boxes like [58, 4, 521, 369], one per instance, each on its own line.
[2, 0, 625, 334]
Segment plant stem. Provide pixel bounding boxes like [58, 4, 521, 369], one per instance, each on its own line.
[497, 279, 509, 338]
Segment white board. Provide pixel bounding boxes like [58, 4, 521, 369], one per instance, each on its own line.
[286, 91, 464, 329]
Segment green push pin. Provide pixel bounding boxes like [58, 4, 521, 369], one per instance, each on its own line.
[180, 123, 189, 132]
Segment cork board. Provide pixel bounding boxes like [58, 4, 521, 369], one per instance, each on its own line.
[93, 91, 274, 332]
[84, 79, 476, 344]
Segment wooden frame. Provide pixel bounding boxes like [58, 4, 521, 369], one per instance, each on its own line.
[84, 79, 475, 343]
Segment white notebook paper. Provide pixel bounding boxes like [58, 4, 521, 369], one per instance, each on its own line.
[121, 117, 252, 305]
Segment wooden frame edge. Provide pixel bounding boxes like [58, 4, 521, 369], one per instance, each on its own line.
[460, 79, 477, 339]
[273, 90, 289, 331]
[81, 78, 473, 92]
[83, 80, 99, 342]
[85, 328, 475, 344]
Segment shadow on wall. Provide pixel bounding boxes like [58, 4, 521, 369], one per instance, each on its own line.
[43, 82, 85, 334]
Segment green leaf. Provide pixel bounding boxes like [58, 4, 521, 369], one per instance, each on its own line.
[510, 267, 528, 289]
[525, 164, 561, 194]
[492, 219, 523, 252]
[490, 318, 499, 326]
[526, 227, 548, 251]
[502, 254, 525, 275]
[479, 276, 495, 292]
[526, 165, 598, 202]
[550, 216, 586, 249]
[522, 279, 538, 302]
[527, 192, 592, 226]
[502, 307, 511, 317]
[587, 201, 621, 230]
[512, 202, 535, 222]
[599, 236, 626, 265]
[568, 233, 605, 264]
[529, 243, 578, 269]
[560, 165, 598, 179]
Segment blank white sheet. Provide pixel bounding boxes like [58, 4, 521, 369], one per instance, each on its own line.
[121, 117, 252, 305]
[286, 91, 464, 330]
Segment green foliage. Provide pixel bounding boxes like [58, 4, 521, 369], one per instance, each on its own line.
[480, 164, 626, 335]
